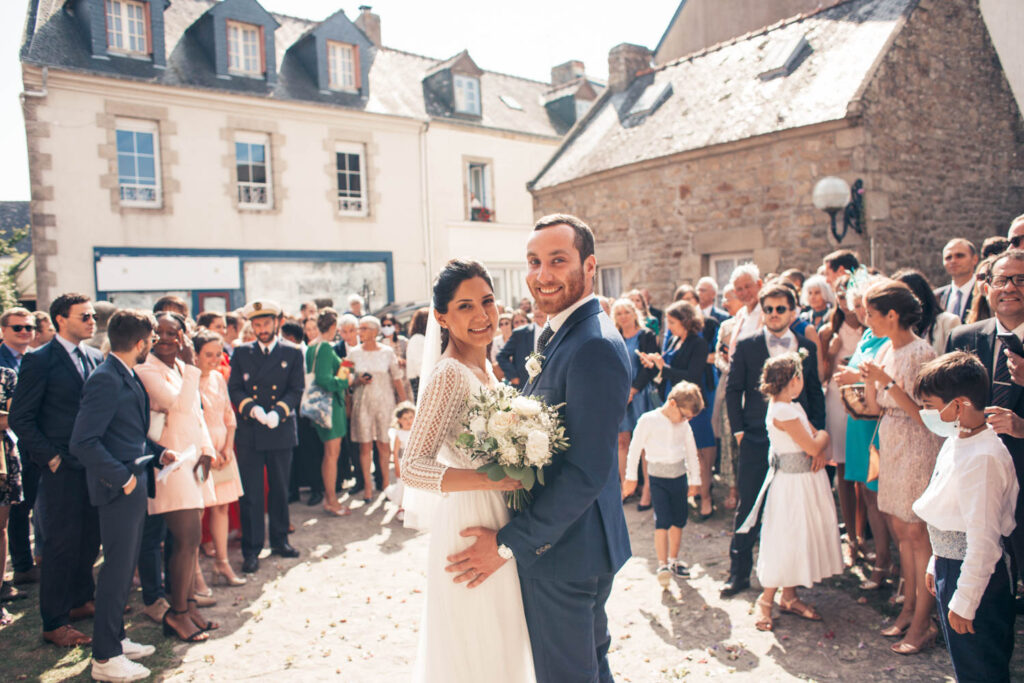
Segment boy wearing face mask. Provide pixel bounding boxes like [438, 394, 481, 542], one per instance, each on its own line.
[913, 351, 1018, 682]
[621, 381, 703, 587]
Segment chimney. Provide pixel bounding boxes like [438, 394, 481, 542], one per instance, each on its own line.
[551, 60, 585, 87]
[355, 5, 381, 47]
[607, 43, 652, 93]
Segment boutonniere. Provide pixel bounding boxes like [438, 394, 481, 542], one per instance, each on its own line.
[525, 351, 545, 382]
[797, 347, 809, 360]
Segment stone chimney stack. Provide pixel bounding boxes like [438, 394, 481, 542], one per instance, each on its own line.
[551, 60, 585, 87]
[607, 43, 652, 92]
[355, 5, 381, 47]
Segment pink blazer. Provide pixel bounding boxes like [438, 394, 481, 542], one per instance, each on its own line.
[136, 355, 215, 458]
[199, 371, 236, 453]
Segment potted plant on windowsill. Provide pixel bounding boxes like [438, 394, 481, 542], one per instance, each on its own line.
[471, 206, 493, 222]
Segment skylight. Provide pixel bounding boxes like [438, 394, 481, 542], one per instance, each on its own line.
[758, 34, 812, 80]
[499, 94, 523, 111]
[628, 82, 673, 118]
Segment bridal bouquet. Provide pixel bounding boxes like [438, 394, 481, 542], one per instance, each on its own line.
[453, 383, 569, 511]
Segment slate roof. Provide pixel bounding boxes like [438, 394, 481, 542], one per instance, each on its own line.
[21, 0, 563, 139]
[531, 0, 916, 190]
[0, 202, 32, 253]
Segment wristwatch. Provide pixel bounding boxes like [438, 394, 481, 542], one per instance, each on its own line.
[497, 544, 514, 560]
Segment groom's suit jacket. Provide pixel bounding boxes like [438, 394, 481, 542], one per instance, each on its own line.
[497, 298, 632, 581]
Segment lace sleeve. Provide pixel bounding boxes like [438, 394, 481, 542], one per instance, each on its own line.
[400, 359, 469, 493]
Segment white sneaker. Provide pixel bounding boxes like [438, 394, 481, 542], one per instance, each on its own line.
[657, 564, 672, 589]
[120, 637, 155, 660]
[91, 654, 151, 682]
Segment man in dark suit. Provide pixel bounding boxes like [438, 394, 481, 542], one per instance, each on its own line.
[934, 238, 978, 323]
[449, 215, 631, 682]
[947, 249, 1024, 586]
[722, 283, 825, 597]
[10, 293, 104, 647]
[497, 308, 547, 387]
[695, 278, 729, 323]
[70, 309, 161, 682]
[228, 300, 305, 573]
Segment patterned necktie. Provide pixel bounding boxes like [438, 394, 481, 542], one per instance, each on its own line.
[536, 324, 554, 355]
[75, 347, 91, 380]
[993, 343, 1013, 408]
[951, 288, 964, 319]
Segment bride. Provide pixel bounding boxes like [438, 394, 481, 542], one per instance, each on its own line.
[401, 259, 535, 682]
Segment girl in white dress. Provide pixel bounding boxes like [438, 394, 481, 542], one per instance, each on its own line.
[400, 259, 534, 683]
[749, 353, 843, 631]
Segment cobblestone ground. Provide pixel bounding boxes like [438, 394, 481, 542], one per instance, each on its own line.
[148, 491, 1023, 682]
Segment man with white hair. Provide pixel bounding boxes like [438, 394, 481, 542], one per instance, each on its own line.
[332, 313, 365, 495]
[696, 277, 729, 323]
[347, 294, 364, 318]
[727, 264, 764, 356]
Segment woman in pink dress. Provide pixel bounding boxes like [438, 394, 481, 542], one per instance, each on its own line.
[136, 312, 217, 642]
[194, 330, 246, 586]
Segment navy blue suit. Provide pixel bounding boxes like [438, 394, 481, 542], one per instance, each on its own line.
[228, 339, 305, 559]
[497, 298, 631, 683]
[1, 342, 36, 576]
[0, 343, 23, 372]
[705, 306, 730, 324]
[10, 339, 103, 631]
[724, 332, 824, 584]
[497, 323, 536, 386]
[70, 356, 161, 661]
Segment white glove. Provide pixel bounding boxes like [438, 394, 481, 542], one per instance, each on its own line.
[264, 410, 280, 430]
[251, 406, 268, 424]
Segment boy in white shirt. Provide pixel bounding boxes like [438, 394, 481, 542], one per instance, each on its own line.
[622, 381, 703, 588]
[912, 351, 1018, 678]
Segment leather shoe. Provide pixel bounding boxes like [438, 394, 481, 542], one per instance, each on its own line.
[307, 492, 324, 506]
[241, 556, 259, 573]
[270, 544, 299, 558]
[719, 578, 751, 598]
[69, 601, 96, 621]
[13, 567, 39, 584]
[43, 624, 92, 647]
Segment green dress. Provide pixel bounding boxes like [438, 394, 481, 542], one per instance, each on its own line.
[843, 329, 889, 491]
[305, 342, 349, 441]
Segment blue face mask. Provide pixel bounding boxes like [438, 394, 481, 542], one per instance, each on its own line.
[919, 401, 958, 438]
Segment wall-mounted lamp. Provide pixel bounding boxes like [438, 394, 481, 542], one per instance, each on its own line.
[812, 176, 864, 243]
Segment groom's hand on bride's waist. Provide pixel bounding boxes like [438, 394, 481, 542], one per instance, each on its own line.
[446, 527, 505, 588]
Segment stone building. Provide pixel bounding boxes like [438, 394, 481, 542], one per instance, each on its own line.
[529, 0, 1024, 300]
[20, 1, 599, 312]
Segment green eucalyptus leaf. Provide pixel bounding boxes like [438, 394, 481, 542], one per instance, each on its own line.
[521, 467, 536, 490]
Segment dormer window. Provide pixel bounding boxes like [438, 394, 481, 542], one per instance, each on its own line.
[327, 41, 359, 92]
[454, 75, 481, 115]
[105, 0, 149, 55]
[227, 20, 263, 77]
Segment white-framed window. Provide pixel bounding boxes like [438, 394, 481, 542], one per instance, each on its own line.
[115, 118, 161, 207]
[488, 266, 529, 308]
[106, 0, 148, 55]
[710, 252, 755, 301]
[467, 161, 492, 221]
[235, 132, 271, 209]
[454, 74, 481, 115]
[227, 20, 262, 76]
[327, 41, 358, 91]
[335, 142, 367, 216]
[598, 267, 623, 299]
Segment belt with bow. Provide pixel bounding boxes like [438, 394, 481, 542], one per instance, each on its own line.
[736, 449, 810, 534]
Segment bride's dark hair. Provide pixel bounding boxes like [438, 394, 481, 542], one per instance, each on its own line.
[433, 259, 494, 351]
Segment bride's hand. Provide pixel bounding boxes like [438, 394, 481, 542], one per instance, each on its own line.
[483, 474, 524, 491]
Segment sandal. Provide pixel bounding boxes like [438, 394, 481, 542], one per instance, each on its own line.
[162, 608, 209, 642]
[890, 626, 937, 655]
[324, 505, 352, 517]
[187, 598, 219, 632]
[880, 622, 910, 638]
[860, 565, 892, 591]
[754, 598, 774, 631]
[779, 597, 822, 621]
[0, 607, 12, 627]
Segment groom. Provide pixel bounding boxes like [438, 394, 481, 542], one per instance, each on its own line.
[446, 214, 632, 682]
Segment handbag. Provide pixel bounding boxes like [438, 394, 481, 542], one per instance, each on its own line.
[839, 383, 881, 420]
[148, 411, 166, 442]
[300, 343, 333, 430]
[867, 418, 882, 483]
[211, 459, 235, 486]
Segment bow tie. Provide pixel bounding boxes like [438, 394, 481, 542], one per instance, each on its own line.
[767, 335, 791, 350]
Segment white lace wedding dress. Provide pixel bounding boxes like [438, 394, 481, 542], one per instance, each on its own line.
[401, 357, 536, 683]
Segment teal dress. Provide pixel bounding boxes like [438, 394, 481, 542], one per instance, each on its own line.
[843, 329, 889, 490]
[305, 342, 349, 441]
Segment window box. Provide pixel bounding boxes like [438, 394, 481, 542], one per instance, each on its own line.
[470, 207, 493, 222]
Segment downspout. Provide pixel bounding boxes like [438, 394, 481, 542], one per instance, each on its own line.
[419, 120, 433, 296]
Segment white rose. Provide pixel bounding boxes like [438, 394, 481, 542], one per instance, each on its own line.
[525, 430, 550, 467]
[525, 357, 542, 379]
[469, 416, 487, 435]
[488, 411, 517, 436]
[496, 437, 519, 466]
[512, 396, 542, 418]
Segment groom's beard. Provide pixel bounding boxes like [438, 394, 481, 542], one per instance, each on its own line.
[531, 265, 586, 316]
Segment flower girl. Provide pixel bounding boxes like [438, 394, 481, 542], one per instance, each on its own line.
[742, 353, 843, 631]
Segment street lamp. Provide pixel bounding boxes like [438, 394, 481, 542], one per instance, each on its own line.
[812, 176, 864, 243]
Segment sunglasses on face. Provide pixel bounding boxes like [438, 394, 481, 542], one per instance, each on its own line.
[79, 313, 97, 321]
[8, 324, 36, 333]
[762, 305, 790, 315]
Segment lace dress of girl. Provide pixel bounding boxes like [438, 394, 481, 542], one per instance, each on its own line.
[401, 357, 535, 683]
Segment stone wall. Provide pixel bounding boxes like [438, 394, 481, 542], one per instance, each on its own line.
[858, 0, 1024, 279]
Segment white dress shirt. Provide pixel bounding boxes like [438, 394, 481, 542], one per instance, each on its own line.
[547, 294, 596, 334]
[729, 303, 763, 356]
[913, 427, 1018, 619]
[945, 277, 975, 318]
[764, 328, 798, 358]
[625, 410, 701, 484]
[54, 333, 93, 379]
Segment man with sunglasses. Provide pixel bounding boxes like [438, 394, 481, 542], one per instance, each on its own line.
[0, 307, 36, 373]
[10, 292, 103, 647]
[721, 283, 825, 597]
[947, 248, 1024, 605]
